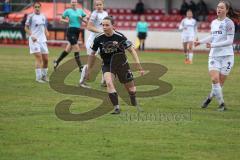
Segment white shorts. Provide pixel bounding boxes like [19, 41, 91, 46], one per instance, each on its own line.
[208, 55, 234, 75]
[86, 36, 99, 55]
[182, 36, 194, 43]
[29, 40, 49, 54]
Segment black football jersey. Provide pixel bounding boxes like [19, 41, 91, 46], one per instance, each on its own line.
[91, 31, 131, 65]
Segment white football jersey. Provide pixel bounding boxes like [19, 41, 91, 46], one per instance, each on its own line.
[25, 13, 47, 42]
[179, 18, 197, 37]
[209, 17, 235, 57]
[88, 10, 108, 39]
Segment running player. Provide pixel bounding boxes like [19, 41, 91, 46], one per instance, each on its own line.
[85, 16, 144, 114]
[25, 2, 49, 83]
[195, 1, 240, 111]
[179, 9, 197, 64]
[79, 0, 108, 88]
[53, 0, 87, 72]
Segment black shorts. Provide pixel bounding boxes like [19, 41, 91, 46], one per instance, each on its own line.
[67, 27, 80, 45]
[138, 32, 147, 40]
[102, 63, 134, 84]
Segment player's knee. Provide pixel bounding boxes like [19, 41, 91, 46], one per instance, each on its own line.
[106, 80, 114, 88]
[211, 77, 219, 84]
[128, 86, 136, 93]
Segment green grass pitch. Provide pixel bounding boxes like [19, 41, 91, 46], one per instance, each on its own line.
[0, 46, 240, 160]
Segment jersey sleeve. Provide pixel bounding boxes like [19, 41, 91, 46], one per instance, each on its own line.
[211, 35, 234, 48]
[81, 10, 87, 17]
[123, 40, 133, 49]
[62, 9, 68, 18]
[226, 20, 235, 35]
[194, 20, 198, 34]
[91, 37, 100, 52]
[178, 19, 184, 30]
[120, 34, 131, 49]
[89, 11, 97, 23]
[25, 14, 32, 26]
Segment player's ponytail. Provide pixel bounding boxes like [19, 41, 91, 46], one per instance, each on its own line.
[219, 0, 240, 20]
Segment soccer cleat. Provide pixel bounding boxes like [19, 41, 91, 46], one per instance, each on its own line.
[111, 108, 121, 114]
[79, 82, 91, 89]
[36, 79, 46, 83]
[53, 60, 59, 71]
[42, 75, 49, 82]
[217, 103, 227, 111]
[201, 97, 212, 108]
[184, 59, 190, 64]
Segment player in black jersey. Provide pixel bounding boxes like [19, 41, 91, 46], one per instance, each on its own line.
[85, 16, 144, 114]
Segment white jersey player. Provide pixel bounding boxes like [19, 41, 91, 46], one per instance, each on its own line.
[179, 9, 197, 64]
[25, 2, 49, 83]
[195, 1, 238, 111]
[79, 0, 108, 88]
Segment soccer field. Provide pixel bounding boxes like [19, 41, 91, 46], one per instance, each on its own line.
[0, 46, 240, 160]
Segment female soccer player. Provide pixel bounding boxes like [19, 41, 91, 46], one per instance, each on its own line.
[79, 0, 108, 88]
[136, 15, 148, 51]
[195, 1, 240, 111]
[86, 16, 144, 114]
[25, 2, 49, 83]
[179, 9, 197, 64]
[54, 0, 87, 72]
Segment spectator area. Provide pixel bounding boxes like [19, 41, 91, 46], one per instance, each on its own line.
[107, 8, 216, 31]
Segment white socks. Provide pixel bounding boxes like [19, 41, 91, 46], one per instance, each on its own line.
[35, 68, 42, 80]
[189, 52, 193, 61]
[212, 83, 224, 105]
[41, 68, 48, 77]
[80, 65, 87, 84]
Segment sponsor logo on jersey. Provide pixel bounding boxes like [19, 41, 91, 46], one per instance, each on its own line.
[212, 31, 222, 34]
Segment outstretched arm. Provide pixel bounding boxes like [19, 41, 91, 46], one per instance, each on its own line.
[127, 46, 144, 76]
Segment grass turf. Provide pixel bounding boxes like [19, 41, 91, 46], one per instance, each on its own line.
[0, 46, 240, 160]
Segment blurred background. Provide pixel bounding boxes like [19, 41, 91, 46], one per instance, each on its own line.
[0, 0, 239, 51]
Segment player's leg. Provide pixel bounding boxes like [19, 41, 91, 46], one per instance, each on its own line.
[124, 81, 137, 106]
[141, 33, 147, 51]
[216, 55, 234, 111]
[104, 71, 120, 114]
[29, 41, 44, 83]
[34, 53, 44, 83]
[40, 42, 49, 82]
[72, 43, 83, 72]
[139, 39, 144, 51]
[79, 38, 93, 87]
[183, 42, 189, 64]
[54, 43, 71, 70]
[202, 57, 220, 108]
[188, 41, 194, 64]
[41, 54, 49, 82]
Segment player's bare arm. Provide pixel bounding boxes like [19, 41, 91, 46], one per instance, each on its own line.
[87, 21, 101, 33]
[127, 46, 144, 76]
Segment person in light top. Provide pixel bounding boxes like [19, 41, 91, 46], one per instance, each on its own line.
[179, 9, 197, 64]
[195, 0, 240, 111]
[25, 2, 49, 83]
[79, 0, 108, 88]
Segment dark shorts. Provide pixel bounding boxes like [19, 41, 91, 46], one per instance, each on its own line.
[67, 27, 80, 45]
[138, 32, 147, 40]
[102, 63, 134, 84]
